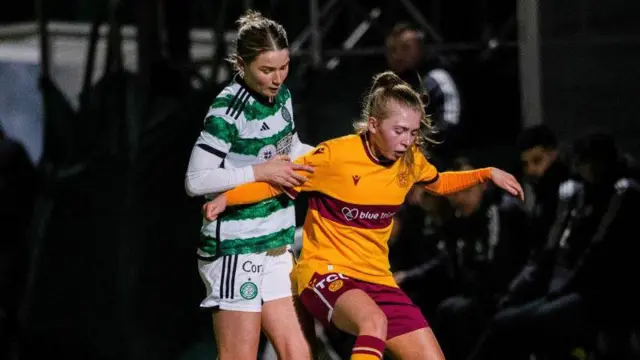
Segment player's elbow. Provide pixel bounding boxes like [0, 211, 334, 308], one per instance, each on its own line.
[185, 176, 204, 197]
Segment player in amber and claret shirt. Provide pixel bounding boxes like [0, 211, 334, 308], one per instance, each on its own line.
[203, 71, 524, 360]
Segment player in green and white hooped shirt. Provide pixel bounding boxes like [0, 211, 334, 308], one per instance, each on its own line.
[185, 10, 314, 360]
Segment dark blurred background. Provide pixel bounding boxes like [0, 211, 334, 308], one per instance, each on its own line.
[1, 1, 639, 359]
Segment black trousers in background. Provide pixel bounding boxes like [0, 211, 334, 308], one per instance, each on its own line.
[432, 295, 496, 360]
[468, 292, 589, 360]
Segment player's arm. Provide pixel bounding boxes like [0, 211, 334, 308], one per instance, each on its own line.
[415, 153, 523, 199]
[203, 145, 329, 221]
[222, 171, 306, 205]
[185, 107, 312, 196]
[419, 167, 492, 195]
[224, 144, 330, 206]
[185, 110, 251, 196]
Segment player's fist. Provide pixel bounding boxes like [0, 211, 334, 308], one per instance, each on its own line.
[202, 194, 228, 221]
[253, 156, 314, 188]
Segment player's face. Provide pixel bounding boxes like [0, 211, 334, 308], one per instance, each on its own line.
[242, 49, 290, 99]
[521, 146, 557, 182]
[385, 30, 422, 74]
[369, 101, 422, 161]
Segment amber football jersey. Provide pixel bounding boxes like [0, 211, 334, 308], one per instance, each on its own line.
[223, 134, 491, 293]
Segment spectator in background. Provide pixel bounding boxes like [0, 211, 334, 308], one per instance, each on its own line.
[0, 126, 38, 359]
[469, 131, 640, 360]
[390, 192, 455, 323]
[385, 22, 463, 206]
[385, 22, 461, 156]
[431, 156, 532, 360]
[516, 124, 572, 249]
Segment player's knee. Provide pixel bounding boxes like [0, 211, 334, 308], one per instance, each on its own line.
[218, 343, 260, 360]
[273, 334, 313, 360]
[218, 351, 255, 360]
[358, 309, 387, 339]
[277, 342, 313, 360]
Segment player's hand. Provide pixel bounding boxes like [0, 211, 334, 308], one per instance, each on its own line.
[490, 167, 524, 201]
[253, 155, 314, 188]
[202, 194, 228, 222]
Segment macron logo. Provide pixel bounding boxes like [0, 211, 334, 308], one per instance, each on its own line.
[352, 175, 361, 185]
[313, 147, 325, 155]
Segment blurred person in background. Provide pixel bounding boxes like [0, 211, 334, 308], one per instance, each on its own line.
[390, 192, 455, 322]
[385, 22, 461, 162]
[390, 192, 454, 281]
[469, 131, 640, 360]
[516, 124, 572, 251]
[430, 156, 532, 360]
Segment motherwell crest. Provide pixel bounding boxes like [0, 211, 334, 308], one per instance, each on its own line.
[398, 171, 409, 187]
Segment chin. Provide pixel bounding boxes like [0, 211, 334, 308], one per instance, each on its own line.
[387, 153, 401, 161]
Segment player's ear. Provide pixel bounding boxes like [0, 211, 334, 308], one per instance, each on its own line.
[367, 116, 378, 134]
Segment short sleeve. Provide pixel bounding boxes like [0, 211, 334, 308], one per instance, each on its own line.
[414, 151, 440, 185]
[281, 143, 332, 198]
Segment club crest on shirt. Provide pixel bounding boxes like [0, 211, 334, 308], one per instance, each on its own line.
[397, 171, 409, 187]
[281, 106, 292, 123]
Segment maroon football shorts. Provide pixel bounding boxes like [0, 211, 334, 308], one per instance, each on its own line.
[299, 271, 428, 340]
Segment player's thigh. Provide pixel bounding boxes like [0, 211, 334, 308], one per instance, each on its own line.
[332, 288, 387, 337]
[199, 254, 264, 312]
[385, 327, 445, 360]
[261, 296, 313, 360]
[261, 247, 313, 359]
[212, 309, 262, 360]
[261, 246, 296, 304]
[298, 272, 387, 338]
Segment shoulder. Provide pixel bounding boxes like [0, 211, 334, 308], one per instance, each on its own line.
[558, 179, 585, 200]
[411, 145, 429, 159]
[212, 82, 243, 107]
[321, 134, 359, 151]
[275, 84, 292, 106]
[207, 82, 246, 118]
[411, 146, 432, 168]
[425, 68, 456, 88]
[303, 135, 358, 163]
[281, 84, 292, 98]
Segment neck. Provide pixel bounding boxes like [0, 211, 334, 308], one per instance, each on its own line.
[236, 74, 274, 105]
[367, 133, 392, 162]
[365, 134, 382, 160]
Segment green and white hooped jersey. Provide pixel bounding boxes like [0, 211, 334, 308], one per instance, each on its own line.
[197, 78, 297, 257]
